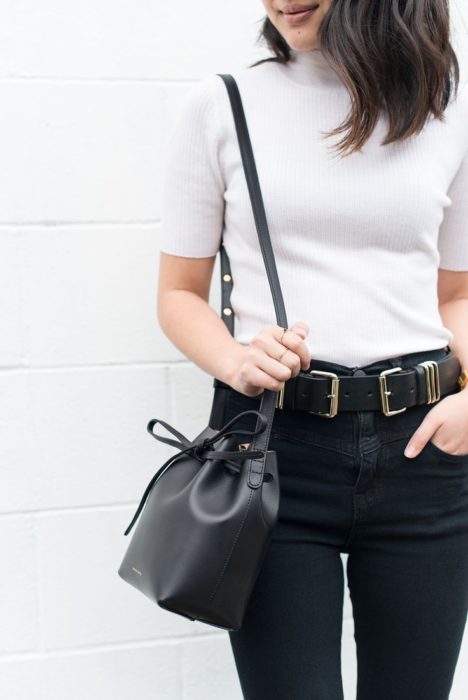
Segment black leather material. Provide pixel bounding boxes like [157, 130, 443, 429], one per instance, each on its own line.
[208, 242, 235, 431]
[213, 351, 461, 415]
[283, 353, 460, 412]
[118, 73, 288, 631]
[118, 413, 279, 630]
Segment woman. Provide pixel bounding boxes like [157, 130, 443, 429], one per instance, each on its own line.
[158, 1, 468, 698]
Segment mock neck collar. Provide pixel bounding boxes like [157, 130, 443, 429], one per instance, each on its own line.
[280, 47, 345, 88]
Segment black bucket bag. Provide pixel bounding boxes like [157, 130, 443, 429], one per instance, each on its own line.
[118, 73, 291, 631]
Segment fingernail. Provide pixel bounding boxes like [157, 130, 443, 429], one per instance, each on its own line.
[404, 444, 417, 458]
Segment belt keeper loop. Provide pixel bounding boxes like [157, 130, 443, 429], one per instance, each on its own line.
[417, 360, 440, 403]
[276, 383, 285, 410]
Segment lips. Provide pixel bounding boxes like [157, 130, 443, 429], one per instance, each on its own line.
[282, 3, 319, 14]
[280, 4, 319, 26]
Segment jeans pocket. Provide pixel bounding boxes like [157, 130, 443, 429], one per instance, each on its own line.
[400, 399, 468, 463]
[425, 438, 468, 463]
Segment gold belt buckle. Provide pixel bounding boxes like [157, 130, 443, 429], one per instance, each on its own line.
[417, 360, 441, 403]
[379, 367, 407, 416]
[307, 370, 340, 418]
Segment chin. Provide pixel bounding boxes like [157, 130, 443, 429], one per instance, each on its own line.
[285, 37, 320, 52]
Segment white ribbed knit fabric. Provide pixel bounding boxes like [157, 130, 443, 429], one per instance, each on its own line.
[159, 48, 468, 367]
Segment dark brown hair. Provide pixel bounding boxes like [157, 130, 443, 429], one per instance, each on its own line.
[251, 1, 460, 157]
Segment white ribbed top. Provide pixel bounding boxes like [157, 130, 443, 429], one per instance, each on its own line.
[159, 48, 468, 367]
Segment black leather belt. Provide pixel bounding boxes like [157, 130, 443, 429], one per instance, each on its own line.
[213, 352, 462, 418]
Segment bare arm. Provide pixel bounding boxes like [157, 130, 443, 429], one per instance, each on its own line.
[438, 268, 468, 396]
[157, 251, 311, 396]
[404, 268, 468, 458]
[157, 251, 245, 385]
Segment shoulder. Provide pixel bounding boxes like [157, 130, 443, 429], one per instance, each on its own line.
[445, 81, 468, 132]
[175, 74, 222, 121]
[457, 83, 468, 160]
[455, 80, 468, 108]
[174, 60, 280, 134]
[185, 59, 279, 103]
[454, 82, 468, 151]
[450, 80, 468, 113]
[458, 81, 468, 126]
[168, 74, 228, 145]
[430, 80, 468, 160]
[227, 57, 282, 96]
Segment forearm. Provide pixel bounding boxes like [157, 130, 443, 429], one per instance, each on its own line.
[158, 289, 246, 385]
[439, 297, 468, 395]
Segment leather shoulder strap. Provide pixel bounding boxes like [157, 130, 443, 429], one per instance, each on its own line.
[216, 73, 288, 489]
[216, 73, 288, 330]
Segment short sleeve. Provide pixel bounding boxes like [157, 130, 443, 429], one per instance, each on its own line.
[158, 75, 226, 258]
[437, 141, 468, 271]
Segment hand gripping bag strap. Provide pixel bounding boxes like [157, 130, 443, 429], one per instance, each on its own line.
[216, 73, 289, 489]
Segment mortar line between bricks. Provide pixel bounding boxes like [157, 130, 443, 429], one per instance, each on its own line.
[0, 631, 227, 663]
[0, 360, 196, 373]
[0, 618, 356, 663]
[0, 499, 173, 518]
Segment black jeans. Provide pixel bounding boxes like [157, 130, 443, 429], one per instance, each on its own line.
[223, 346, 468, 700]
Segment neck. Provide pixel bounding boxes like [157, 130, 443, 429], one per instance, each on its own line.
[284, 47, 344, 88]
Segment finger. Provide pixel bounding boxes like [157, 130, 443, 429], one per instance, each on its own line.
[404, 417, 442, 458]
[272, 327, 307, 375]
[252, 325, 309, 376]
[254, 328, 301, 371]
[243, 362, 289, 395]
[289, 321, 309, 338]
[254, 345, 297, 382]
[281, 325, 312, 370]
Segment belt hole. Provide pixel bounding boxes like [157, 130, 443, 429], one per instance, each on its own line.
[367, 391, 373, 396]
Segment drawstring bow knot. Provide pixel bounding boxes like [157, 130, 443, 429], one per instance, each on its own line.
[123, 410, 268, 536]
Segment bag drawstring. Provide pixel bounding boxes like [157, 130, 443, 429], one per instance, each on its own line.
[123, 410, 268, 536]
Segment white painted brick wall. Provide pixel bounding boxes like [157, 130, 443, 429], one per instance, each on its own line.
[0, 2, 467, 698]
